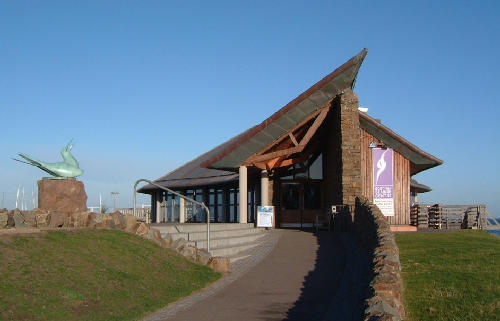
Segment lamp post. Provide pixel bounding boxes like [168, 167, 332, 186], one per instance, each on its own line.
[111, 191, 119, 212]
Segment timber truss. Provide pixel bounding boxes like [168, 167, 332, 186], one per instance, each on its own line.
[243, 105, 331, 171]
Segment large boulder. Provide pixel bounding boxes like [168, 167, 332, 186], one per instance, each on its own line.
[48, 212, 68, 228]
[208, 257, 230, 273]
[124, 215, 140, 233]
[179, 246, 197, 261]
[171, 238, 187, 252]
[22, 211, 37, 227]
[110, 212, 126, 229]
[0, 211, 9, 228]
[12, 209, 27, 228]
[196, 249, 212, 265]
[72, 212, 90, 228]
[144, 228, 163, 246]
[35, 213, 50, 228]
[135, 222, 149, 236]
[38, 179, 87, 214]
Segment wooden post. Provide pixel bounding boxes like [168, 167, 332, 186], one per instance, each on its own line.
[179, 196, 185, 223]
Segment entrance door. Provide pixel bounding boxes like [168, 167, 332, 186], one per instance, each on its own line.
[279, 181, 322, 228]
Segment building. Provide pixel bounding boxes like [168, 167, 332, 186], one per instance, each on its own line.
[139, 49, 442, 230]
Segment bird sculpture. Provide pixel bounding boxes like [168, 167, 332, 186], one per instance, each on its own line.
[13, 140, 84, 179]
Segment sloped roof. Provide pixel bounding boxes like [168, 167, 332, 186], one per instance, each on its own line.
[201, 48, 368, 170]
[139, 49, 442, 193]
[411, 178, 432, 193]
[138, 128, 254, 193]
[359, 112, 443, 175]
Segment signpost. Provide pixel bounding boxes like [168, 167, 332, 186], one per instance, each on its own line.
[373, 148, 394, 216]
[257, 206, 274, 228]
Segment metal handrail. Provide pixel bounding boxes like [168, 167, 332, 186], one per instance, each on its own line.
[133, 178, 211, 252]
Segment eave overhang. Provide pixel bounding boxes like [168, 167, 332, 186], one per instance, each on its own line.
[359, 112, 443, 175]
[202, 48, 368, 170]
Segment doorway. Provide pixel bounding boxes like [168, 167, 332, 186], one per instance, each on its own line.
[279, 180, 322, 228]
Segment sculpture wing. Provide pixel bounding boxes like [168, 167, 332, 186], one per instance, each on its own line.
[17, 153, 61, 177]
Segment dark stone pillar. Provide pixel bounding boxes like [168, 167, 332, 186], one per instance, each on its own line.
[322, 89, 361, 212]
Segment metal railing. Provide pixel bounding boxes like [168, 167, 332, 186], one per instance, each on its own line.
[133, 179, 211, 252]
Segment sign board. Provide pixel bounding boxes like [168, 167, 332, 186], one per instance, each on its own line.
[257, 206, 274, 228]
[373, 148, 394, 216]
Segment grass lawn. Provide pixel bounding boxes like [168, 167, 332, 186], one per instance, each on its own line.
[396, 230, 499, 321]
[0, 229, 221, 321]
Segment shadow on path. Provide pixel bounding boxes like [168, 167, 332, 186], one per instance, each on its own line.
[284, 231, 369, 321]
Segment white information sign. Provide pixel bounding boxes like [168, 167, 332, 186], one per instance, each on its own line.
[257, 206, 274, 228]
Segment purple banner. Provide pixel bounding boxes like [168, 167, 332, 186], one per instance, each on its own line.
[373, 148, 394, 216]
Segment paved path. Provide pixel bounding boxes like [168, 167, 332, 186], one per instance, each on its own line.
[145, 230, 368, 321]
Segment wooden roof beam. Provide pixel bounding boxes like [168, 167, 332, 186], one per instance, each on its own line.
[299, 107, 329, 147]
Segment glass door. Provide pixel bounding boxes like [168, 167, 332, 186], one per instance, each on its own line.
[279, 181, 322, 228]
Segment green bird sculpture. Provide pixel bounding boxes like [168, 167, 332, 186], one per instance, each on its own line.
[13, 140, 84, 179]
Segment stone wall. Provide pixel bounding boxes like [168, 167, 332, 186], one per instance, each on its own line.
[354, 196, 405, 321]
[0, 208, 229, 273]
[323, 89, 362, 212]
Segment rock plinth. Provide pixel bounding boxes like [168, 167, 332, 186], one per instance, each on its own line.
[38, 180, 87, 214]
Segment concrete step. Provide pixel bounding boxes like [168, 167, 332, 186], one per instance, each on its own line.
[210, 241, 263, 258]
[176, 223, 255, 233]
[229, 254, 251, 264]
[187, 227, 264, 242]
[188, 232, 266, 249]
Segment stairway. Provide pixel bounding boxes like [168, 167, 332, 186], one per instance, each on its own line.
[152, 223, 269, 262]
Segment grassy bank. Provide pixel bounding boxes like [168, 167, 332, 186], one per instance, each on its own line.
[396, 230, 499, 321]
[0, 229, 221, 321]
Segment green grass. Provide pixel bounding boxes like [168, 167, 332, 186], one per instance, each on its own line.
[0, 229, 221, 321]
[396, 230, 500, 321]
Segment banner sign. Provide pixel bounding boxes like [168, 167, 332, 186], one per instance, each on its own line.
[257, 206, 274, 228]
[373, 148, 394, 216]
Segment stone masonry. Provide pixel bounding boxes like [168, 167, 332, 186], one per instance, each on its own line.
[354, 196, 405, 321]
[323, 89, 362, 212]
[339, 89, 362, 209]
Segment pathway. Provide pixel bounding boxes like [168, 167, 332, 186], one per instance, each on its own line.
[144, 229, 369, 321]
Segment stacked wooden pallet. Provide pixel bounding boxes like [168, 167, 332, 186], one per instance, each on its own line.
[410, 204, 429, 228]
[428, 204, 442, 229]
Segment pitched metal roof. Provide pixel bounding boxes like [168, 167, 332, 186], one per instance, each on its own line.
[359, 112, 443, 174]
[410, 178, 432, 193]
[201, 48, 368, 170]
[139, 48, 442, 193]
[138, 127, 254, 193]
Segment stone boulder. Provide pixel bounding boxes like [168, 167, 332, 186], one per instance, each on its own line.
[110, 212, 126, 229]
[35, 213, 50, 228]
[135, 222, 149, 236]
[196, 249, 212, 265]
[49, 212, 68, 228]
[38, 179, 87, 213]
[12, 209, 27, 228]
[208, 257, 230, 273]
[22, 211, 37, 227]
[72, 212, 90, 228]
[171, 238, 187, 252]
[180, 246, 197, 261]
[124, 215, 140, 233]
[0, 211, 8, 228]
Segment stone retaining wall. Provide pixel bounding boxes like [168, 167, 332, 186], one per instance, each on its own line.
[0, 208, 229, 273]
[354, 197, 405, 321]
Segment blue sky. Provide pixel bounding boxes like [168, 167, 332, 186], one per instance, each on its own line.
[1, 1, 499, 215]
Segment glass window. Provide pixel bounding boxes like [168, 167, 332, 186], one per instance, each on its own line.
[309, 154, 323, 179]
[304, 183, 321, 210]
[281, 183, 300, 210]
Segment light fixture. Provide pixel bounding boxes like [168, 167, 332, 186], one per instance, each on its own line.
[369, 141, 377, 149]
